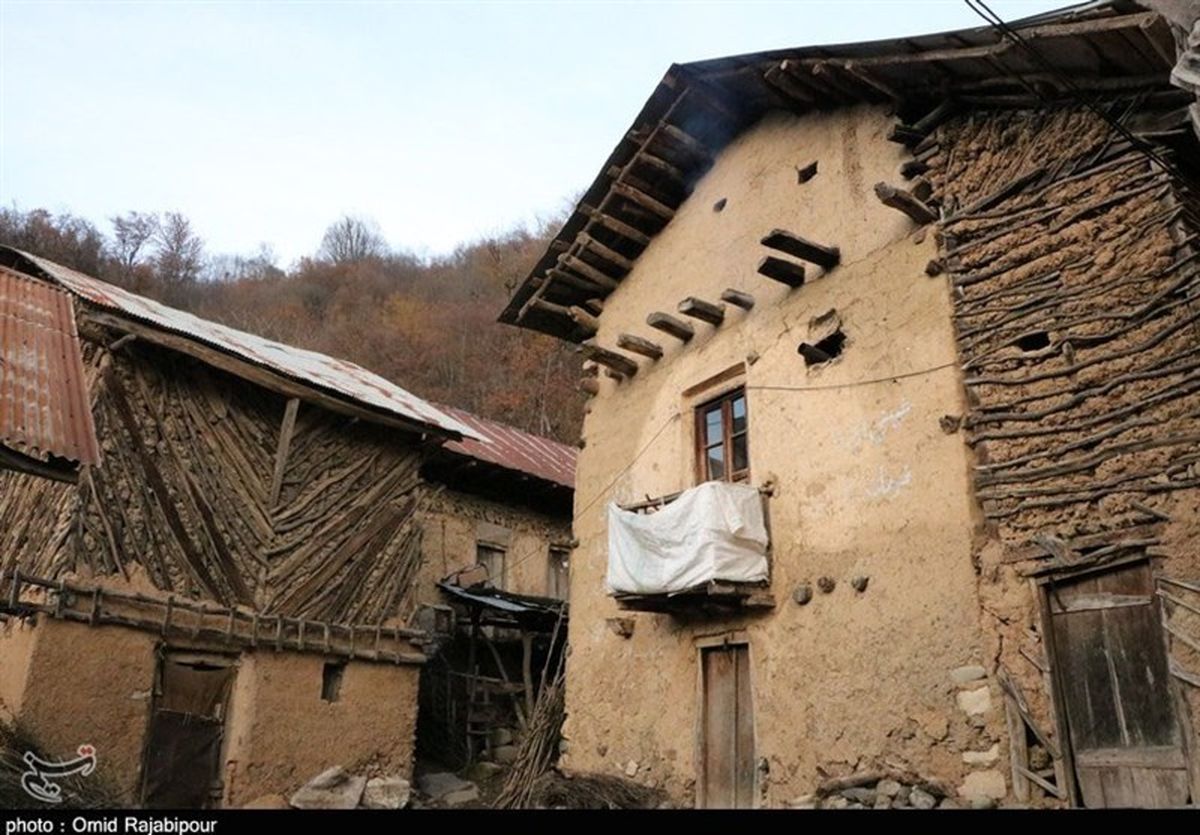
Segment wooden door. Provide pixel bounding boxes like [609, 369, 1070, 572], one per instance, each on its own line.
[699, 643, 755, 808]
[141, 653, 235, 809]
[1047, 561, 1190, 807]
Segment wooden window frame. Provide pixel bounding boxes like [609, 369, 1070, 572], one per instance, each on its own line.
[694, 387, 749, 484]
[476, 541, 507, 591]
[547, 545, 570, 600]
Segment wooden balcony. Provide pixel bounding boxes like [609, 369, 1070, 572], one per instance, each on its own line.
[614, 580, 775, 614]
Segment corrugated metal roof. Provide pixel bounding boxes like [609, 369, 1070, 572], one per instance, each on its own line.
[0, 247, 481, 441]
[437, 405, 576, 489]
[0, 267, 100, 466]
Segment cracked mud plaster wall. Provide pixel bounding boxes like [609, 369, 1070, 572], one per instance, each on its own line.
[930, 105, 1200, 805]
[222, 652, 419, 807]
[562, 105, 994, 807]
[415, 490, 571, 603]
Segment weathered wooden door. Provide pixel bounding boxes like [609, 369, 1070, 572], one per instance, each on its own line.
[1047, 561, 1190, 807]
[699, 643, 754, 808]
[141, 653, 235, 809]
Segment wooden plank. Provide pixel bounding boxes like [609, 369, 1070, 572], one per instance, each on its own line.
[678, 297, 725, 326]
[269, 398, 300, 509]
[734, 645, 755, 809]
[760, 230, 840, 270]
[756, 256, 806, 288]
[646, 312, 694, 342]
[1050, 593, 1152, 614]
[873, 182, 938, 224]
[720, 289, 754, 311]
[1075, 746, 1187, 770]
[702, 647, 736, 808]
[616, 333, 664, 360]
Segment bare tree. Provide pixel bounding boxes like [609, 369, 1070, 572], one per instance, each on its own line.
[319, 215, 386, 264]
[154, 212, 204, 284]
[110, 211, 160, 274]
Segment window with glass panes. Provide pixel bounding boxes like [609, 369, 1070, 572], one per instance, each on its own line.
[695, 389, 749, 483]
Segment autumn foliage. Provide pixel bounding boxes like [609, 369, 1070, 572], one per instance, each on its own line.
[0, 207, 584, 443]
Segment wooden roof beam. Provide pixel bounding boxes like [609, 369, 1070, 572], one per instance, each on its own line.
[580, 342, 638, 378]
[659, 124, 712, 162]
[580, 204, 652, 246]
[874, 182, 938, 224]
[678, 297, 725, 326]
[720, 289, 755, 311]
[559, 253, 620, 290]
[617, 333, 664, 361]
[610, 181, 676, 221]
[757, 256, 806, 288]
[568, 306, 600, 336]
[760, 230, 841, 270]
[579, 233, 634, 272]
[646, 312, 695, 343]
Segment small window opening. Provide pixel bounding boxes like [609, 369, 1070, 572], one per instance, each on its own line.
[1016, 331, 1051, 352]
[796, 161, 818, 183]
[713, 197, 727, 213]
[798, 329, 846, 366]
[321, 661, 346, 702]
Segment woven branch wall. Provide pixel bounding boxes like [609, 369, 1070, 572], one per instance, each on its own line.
[0, 330, 427, 626]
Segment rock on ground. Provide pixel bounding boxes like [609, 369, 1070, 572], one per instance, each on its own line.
[290, 766, 367, 810]
[416, 772, 479, 807]
[362, 776, 411, 810]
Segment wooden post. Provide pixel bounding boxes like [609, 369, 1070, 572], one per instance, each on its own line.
[521, 631, 535, 720]
[646, 312, 695, 342]
[678, 297, 725, 326]
[269, 398, 300, 509]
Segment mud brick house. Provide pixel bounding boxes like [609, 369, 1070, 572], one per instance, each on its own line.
[414, 406, 575, 770]
[0, 245, 482, 808]
[499, 1, 1200, 809]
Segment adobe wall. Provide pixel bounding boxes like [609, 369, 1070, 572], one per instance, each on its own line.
[562, 105, 994, 807]
[3, 616, 157, 804]
[222, 651, 420, 807]
[416, 489, 572, 603]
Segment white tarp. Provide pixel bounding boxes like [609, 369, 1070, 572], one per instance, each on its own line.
[606, 481, 769, 595]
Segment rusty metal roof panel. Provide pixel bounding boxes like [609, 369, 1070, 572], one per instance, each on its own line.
[437, 405, 577, 489]
[0, 247, 479, 441]
[0, 267, 100, 466]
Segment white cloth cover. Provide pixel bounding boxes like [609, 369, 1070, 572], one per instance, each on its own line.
[606, 481, 769, 595]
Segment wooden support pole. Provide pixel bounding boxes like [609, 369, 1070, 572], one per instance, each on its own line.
[678, 297, 725, 326]
[617, 333, 664, 360]
[720, 289, 755, 311]
[757, 256, 807, 288]
[610, 182, 676, 220]
[580, 342, 639, 378]
[269, 397, 300, 509]
[646, 312, 695, 343]
[760, 229, 841, 270]
[579, 204, 652, 246]
[874, 182, 938, 224]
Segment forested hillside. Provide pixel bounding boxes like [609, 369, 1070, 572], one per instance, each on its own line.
[0, 207, 584, 443]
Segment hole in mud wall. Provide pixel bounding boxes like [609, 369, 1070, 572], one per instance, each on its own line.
[797, 161, 818, 184]
[321, 661, 346, 702]
[713, 197, 728, 213]
[798, 329, 846, 366]
[1016, 331, 1051, 352]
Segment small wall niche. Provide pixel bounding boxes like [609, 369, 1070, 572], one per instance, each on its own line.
[798, 309, 846, 367]
[321, 661, 346, 702]
[1016, 331, 1051, 352]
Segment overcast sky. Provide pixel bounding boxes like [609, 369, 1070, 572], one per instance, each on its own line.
[1, 0, 1067, 265]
